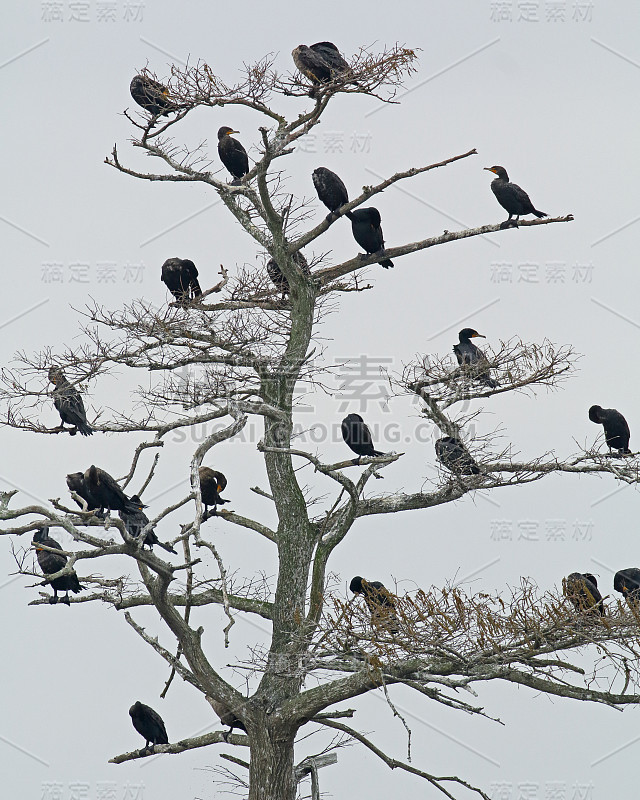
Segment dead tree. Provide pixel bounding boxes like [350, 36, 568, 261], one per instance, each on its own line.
[1, 45, 634, 800]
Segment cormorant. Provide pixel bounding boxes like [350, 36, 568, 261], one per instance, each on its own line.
[161, 258, 202, 304]
[266, 252, 310, 298]
[199, 467, 229, 519]
[613, 568, 640, 609]
[312, 167, 350, 221]
[32, 527, 83, 605]
[563, 572, 605, 616]
[453, 329, 498, 389]
[208, 697, 248, 742]
[349, 207, 393, 268]
[292, 42, 353, 92]
[119, 496, 177, 555]
[129, 701, 168, 753]
[341, 413, 383, 462]
[83, 465, 140, 515]
[217, 127, 249, 184]
[349, 575, 398, 631]
[435, 437, 481, 475]
[130, 75, 175, 117]
[66, 471, 103, 515]
[588, 405, 631, 455]
[484, 166, 547, 228]
[48, 367, 93, 436]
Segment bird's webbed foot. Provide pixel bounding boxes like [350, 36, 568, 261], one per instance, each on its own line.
[62, 594, 71, 606]
[48, 595, 58, 605]
[500, 219, 518, 230]
[352, 456, 362, 465]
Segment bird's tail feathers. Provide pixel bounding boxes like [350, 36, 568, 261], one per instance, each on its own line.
[159, 541, 178, 555]
[379, 259, 394, 269]
[534, 209, 547, 218]
[78, 422, 94, 436]
[191, 280, 203, 297]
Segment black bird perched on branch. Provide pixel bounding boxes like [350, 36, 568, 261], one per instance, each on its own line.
[129, 702, 168, 753]
[292, 42, 351, 87]
[217, 127, 249, 184]
[453, 329, 498, 389]
[614, 568, 640, 609]
[66, 471, 103, 515]
[312, 167, 350, 221]
[119, 496, 177, 555]
[563, 572, 605, 616]
[349, 207, 393, 268]
[435, 437, 481, 475]
[199, 467, 229, 519]
[83, 465, 140, 515]
[48, 367, 93, 436]
[266, 252, 310, 298]
[484, 166, 547, 229]
[208, 697, 248, 742]
[341, 413, 383, 462]
[349, 576, 398, 631]
[129, 75, 175, 117]
[588, 405, 631, 455]
[161, 258, 202, 304]
[32, 527, 84, 605]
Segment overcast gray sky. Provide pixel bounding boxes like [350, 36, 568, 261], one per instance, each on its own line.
[2, 1, 640, 798]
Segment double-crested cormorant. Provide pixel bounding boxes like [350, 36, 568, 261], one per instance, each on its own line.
[453, 329, 498, 389]
[484, 166, 547, 228]
[435, 437, 481, 475]
[48, 367, 93, 436]
[563, 572, 605, 616]
[341, 414, 383, 462]
[350, 575, 398, 631]
[217, 127, 249, 184]
[292, 42, 351, 87]
[161, 258, 202, 304]
[588, 405, 631, 455]
[129, 701, 168, 753]
[119, 496, 177, 555]
[32, 527, 83, 605]
[208, 697, 248, 742]
[83, 465, 140, 515]
[266, 252, 310, 298]
[199, 467, 229, 519]
[614, 568, 640, 609]
[130, 75, 175, 117]
[349, 208, 393, 268]
[312, 167, 350, 221]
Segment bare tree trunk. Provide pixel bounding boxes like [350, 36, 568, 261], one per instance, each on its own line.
[248, 724, 296, 800]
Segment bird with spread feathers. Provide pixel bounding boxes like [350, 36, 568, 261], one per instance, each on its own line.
[119, 495, 177, 555]
[435, 437, 481, 475]
[32, 527, 84, 605]
[563, 572, 605, 616]
[199, 467, 229, 519]
[48, 367, 93, 436]
[588, 405, 631, 455]
[453, 329, 498, 389]
[484, 166, 547, 229]
[129, 702, 168, 753]
[83, 465, 140, 515]
[614, 568, 640, 609]
[341, 414, 384, 462]
[312, 167, 350, 221]
[349, 207, 393, 268]
[217, 127, 249, 184]
[350, 576, 398, 631]
[266, 252, 310, 298]
[161, 258, 202, 304]
[129, 75, 175, 118]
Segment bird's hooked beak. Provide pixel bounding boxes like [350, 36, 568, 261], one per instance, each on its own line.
[484, 167, 498, 174]
[471, 332, 486, 338]
[229, 130, 240, 135]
